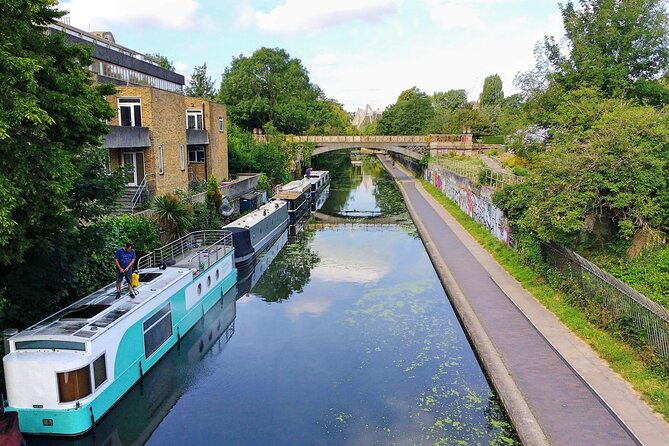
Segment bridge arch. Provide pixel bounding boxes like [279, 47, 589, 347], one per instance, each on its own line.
[312, 144, 425, 160]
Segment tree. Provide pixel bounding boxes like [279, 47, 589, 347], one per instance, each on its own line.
[227, 123, 290, 184]
[185, 63, 217, 99]
[153, 195, 193, 242]
[148, 53, 175, 71]
[496, 94, 669, 246]
[376, 87, 435, 135]
[0, 1, 128, 327]
[306, 99, 356, 135]
[547, 0, 669, 101]
[218, 48, 323, 134]
[433, 89, 468, 112]
[479, 74, 504, 108]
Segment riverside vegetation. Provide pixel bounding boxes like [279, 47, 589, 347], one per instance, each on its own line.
[3, 0, 669, 413]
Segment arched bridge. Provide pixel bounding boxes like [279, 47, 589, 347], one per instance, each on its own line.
[255, 134, 478, 160]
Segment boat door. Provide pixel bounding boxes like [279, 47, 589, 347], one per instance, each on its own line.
[121, 152, 145, 186]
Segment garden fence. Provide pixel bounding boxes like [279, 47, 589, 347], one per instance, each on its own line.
[543, 242, 669, 360]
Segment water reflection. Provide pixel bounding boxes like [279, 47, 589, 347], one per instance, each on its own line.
[316, 154, 408, 223]
[251, 230, 320, 303]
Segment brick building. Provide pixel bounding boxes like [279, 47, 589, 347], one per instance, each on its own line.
[48, 20, 228, 208]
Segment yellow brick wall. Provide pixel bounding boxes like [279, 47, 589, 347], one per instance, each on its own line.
[105, 87, 228, 196]
[150, 88, 190, 195]
[207, 102, 229, 181]
[184, 96, 229, 182]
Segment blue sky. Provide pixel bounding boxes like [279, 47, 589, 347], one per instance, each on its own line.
[59, 0, 564, 112]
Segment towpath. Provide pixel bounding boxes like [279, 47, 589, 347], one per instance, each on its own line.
[378, 156, 669, 446]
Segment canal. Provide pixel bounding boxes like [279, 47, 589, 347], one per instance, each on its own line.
[33, 154, 519, 446]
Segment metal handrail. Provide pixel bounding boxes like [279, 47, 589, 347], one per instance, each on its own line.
[137, 230, 233, 272]
[130, 174, 154, 212]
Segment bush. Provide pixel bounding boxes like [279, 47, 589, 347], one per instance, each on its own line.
[74, 215, 161, 296]
[511, 166, 528, 177]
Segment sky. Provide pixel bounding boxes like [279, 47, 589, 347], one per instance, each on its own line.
[58, 0, 564, 112]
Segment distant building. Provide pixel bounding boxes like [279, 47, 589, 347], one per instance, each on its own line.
[352, 105, 383, 128]
[48, 20, 229, 211]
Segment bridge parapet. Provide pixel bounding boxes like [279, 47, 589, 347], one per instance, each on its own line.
[253, 133, 496, 160]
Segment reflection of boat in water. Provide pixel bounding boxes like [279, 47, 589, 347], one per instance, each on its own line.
[235, 230, 288, 298]
[3, 231, 238, 436]
[224, 200, 289, 267]
[27, 288, 237, 446]
[307, 170, 330, 212]
[274, 179, 312, 224]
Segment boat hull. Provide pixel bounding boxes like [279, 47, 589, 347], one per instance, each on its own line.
[6, 252, 237, 436]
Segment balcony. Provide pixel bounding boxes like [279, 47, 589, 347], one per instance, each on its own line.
[104, 125, 151, 149]
[186, 129, 209, 145]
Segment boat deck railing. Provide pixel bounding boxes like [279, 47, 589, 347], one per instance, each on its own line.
[138, 230, 233, 273]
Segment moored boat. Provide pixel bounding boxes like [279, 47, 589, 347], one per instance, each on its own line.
[274, 179, 312, 224]
[307, 170, 330, 211]
[2, 230, 237, 436]
[224, 199, 289, 267]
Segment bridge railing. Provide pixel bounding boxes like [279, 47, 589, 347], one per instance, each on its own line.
[253, 134, 475, 144]
[288, 135, 432, 144]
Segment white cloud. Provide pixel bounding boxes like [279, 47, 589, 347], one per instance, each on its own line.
[59, 0, 207, 31]
[309, 10, 564, 111]
[311, 53, 338, 66]
[284, 296, 335, 320]
[174, 61, 191, 84]
[425, 0, 524, 30]
[243, 0, 401, 35]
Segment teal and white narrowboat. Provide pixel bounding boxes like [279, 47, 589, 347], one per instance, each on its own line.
[2, 230, 237, 436]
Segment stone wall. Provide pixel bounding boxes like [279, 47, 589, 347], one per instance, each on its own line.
[425, 164, 514, 247]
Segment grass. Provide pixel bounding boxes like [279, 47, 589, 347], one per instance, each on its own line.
[419, 178, 669, 421]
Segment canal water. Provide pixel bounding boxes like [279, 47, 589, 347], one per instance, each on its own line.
[33, 154, 519, 446]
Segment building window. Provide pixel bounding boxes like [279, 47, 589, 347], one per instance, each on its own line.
[93, 355, 107, 389]
[188, 146, 205, 163]
[118, 98, 142, 127]
[158, 145, 164, 174]
[180, 144, 185, 171]
[57, 366, 92, 403]
[143, 303, 173, 358]
[218, 116, 224, 132]
[186, 109, 203, 130]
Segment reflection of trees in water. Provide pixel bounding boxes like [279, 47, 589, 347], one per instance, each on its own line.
[313, 152, 363, 214]
[252, 231, 320, 302]
[373, 169, 407, 216]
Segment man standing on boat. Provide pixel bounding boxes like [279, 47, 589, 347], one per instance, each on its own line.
[115, 242, 136, 299]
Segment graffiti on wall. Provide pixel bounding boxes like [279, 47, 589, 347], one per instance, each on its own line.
[425, 166, 514, 247]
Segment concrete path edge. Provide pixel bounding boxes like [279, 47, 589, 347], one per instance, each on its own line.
[392, 167, 550, 446]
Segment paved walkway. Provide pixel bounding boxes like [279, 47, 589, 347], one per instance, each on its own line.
[379, 156, 669, 446]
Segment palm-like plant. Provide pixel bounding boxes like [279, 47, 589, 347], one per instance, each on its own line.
[152, 194, 193, 241]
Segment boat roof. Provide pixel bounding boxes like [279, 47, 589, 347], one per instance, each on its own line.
[307, 170, 329, 185]
[11, 231, 234, 346]
[225, 200, 287, 230]
[275, 179, 311, 200]
[11, 267, 192, 344]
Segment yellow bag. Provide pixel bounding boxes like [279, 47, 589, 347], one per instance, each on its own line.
[131, 272, 140, 288]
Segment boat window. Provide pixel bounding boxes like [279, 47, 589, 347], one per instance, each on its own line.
[61, 305, 110, 320]
[143, 303, 172, 358]
[143, 304, 171, 331]
[15, 340, 86, 351]
[93, 354, 107, 389]
[139, 273, 162, 282]
[216, 269, 220, 280]
[207, 276, 211, 287]
[57, 366, 92, 402]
